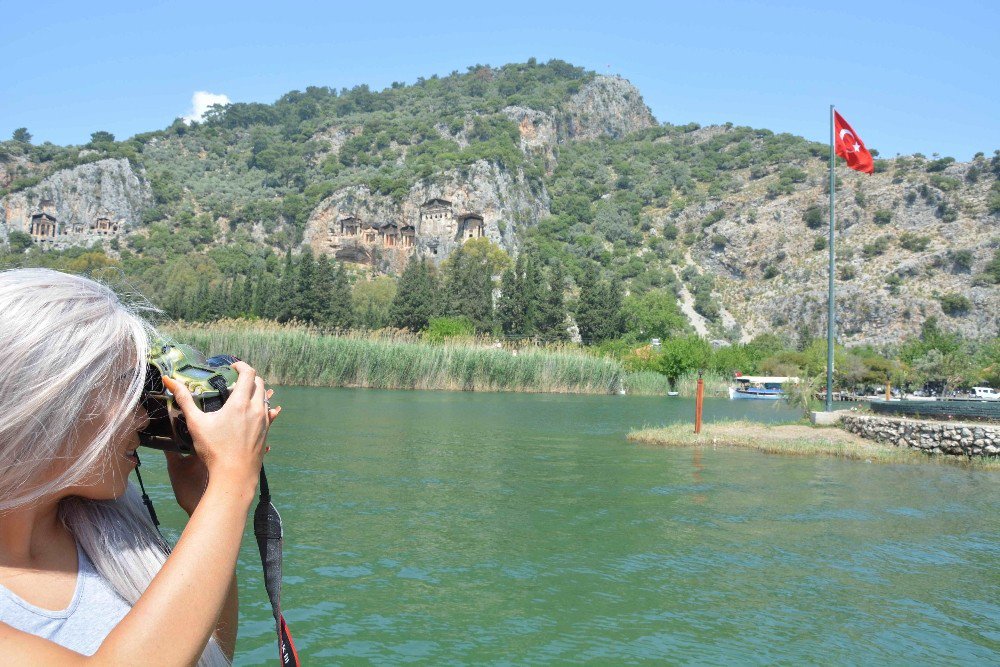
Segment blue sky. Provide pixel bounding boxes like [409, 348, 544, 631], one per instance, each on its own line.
[3, 0, 997, 159]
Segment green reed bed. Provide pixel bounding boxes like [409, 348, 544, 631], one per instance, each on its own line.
[164, 322, 662, 395]
[672, 370, 730, 397]
[620, 370, 673, 396]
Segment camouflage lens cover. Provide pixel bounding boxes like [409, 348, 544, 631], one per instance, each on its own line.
[138, 340, 240, 454]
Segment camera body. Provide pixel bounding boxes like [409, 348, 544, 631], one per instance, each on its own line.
[139, 340, 239, 454]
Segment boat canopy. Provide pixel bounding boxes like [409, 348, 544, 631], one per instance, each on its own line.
[734, 376, 800, 384]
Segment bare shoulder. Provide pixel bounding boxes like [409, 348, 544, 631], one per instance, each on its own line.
[0, 621, 87, 664]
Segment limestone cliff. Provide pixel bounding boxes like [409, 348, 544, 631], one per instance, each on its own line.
[561, 75, 657, 140]
[1, 158, 151, 248]
[503, 75, 656, 165]
[304, 160, 549, 272]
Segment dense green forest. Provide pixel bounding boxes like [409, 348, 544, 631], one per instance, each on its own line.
[2, 59, 998, 391]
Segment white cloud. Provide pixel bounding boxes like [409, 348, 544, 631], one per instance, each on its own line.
[182, 91, 231, 124]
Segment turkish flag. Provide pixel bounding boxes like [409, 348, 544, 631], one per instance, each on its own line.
[834, 110, 874, 174]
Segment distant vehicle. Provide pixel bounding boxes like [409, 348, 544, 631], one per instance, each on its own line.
[729, 375, 799, 400]
[972, 386, 1000, 400]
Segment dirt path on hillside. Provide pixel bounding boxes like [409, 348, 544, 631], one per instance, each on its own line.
[679, 249, 751, 343]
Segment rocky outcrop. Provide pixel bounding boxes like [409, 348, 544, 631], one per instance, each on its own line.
[671, 138, 999, 344]
[303, 160, 549, 269]
[503, 75, 657, 167]
[561, 75, 656, 140]
[1, 158, 151, 248]
[841, 413, 1000, 457]
[0, 154, 35, 189]
[502, 106, 559, 164]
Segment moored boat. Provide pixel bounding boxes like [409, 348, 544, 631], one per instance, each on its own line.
[729, 375, 798, 400]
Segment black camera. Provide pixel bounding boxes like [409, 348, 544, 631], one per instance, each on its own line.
[138, 340, 239, 454]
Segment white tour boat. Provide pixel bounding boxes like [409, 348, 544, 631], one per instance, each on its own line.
[728, 375, 799, 401]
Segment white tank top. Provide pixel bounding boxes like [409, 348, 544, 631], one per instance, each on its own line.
[0, 542, 131, 656]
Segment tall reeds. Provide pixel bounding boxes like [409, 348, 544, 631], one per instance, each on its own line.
[164, 320, 671, 395]
[671, 370, 731, 397]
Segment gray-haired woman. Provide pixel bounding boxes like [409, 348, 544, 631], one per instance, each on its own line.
[0, 268, 279, 665]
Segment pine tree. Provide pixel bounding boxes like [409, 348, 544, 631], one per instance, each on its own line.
[190, 279, 211, 321]
[294, 248, 316, 322]
[521, 253, 542, 335]
[390, 255, 438, 331]
[229, 275, 252, 317]
[574, 263, 602, 343]
[538, 261, 568, 340]
[575, 264, 624, 343]
[312, 253, 335, 324]
[327, 262, 355, 329]
[443, 246, 495, 332]
[276, 250, 296, 322]
[252, 269, 277, 319]
[603, 275, 625, 340]
[496, 266, 523, 335]
[207, 278, 226, 319]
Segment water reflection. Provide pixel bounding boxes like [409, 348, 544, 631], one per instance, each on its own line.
[138, 389, 999, 665]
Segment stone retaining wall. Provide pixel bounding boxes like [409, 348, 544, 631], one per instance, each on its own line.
[841, 414, 999, 457]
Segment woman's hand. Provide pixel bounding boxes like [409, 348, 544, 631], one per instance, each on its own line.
[162, 362, 279, 494]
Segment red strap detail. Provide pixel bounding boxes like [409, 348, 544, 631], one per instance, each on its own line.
[279, 615, 300, 666]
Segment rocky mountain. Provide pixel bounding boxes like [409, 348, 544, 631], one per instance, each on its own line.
[0, 59, 996, 345]
[665, 141, 999, 345]
[0, 158, 151, 248]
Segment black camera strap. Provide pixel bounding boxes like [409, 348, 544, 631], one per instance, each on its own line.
[133, 460, 299, 665]
[253, 466, 301, 667]
[133, 454, 169, 548]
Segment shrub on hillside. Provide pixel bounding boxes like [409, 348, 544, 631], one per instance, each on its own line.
[937, 293, 971, 317]
[936, 202, 958, 222]
[862, 236, 890, 258]
[948, 249, 973, 273]
[873, 209, 892, 225]
[4, 230, 33, 254]
[925, 157, 955, 172]
[802, 205, 824, 229]
[989, 181, 1000, 215]
[929, 174, 961, 192]
[985, 249, 1000, 284]
[779, 167, 807, 184]
[701, 209, 725, 227]
[898, 232, 930, 252]
[884, 273, 903, 294]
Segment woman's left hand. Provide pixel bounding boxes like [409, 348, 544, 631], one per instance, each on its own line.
[166, 388, 280, 516]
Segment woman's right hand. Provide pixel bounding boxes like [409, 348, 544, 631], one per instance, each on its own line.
[162, 361, 271, 490]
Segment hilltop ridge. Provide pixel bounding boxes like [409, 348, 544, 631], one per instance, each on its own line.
[1, 59, 997, 345]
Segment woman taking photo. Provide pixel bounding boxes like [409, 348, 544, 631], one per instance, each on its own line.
[0, 268, 277, 665]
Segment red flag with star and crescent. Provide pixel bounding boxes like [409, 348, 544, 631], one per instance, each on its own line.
[833, 110, 874, 174]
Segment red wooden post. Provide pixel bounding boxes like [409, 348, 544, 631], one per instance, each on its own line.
[694, 370, 704, 434]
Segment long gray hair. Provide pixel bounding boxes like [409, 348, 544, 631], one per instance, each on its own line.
[0, 268, 227, 666]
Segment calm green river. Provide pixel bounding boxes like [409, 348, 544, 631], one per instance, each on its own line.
[140, 388, 1000, 665]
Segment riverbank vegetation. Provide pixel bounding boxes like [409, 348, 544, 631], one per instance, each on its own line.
[162, 320, 674, 395]
[628, 422, 1000, 470]
[8, 238, 996, 396]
